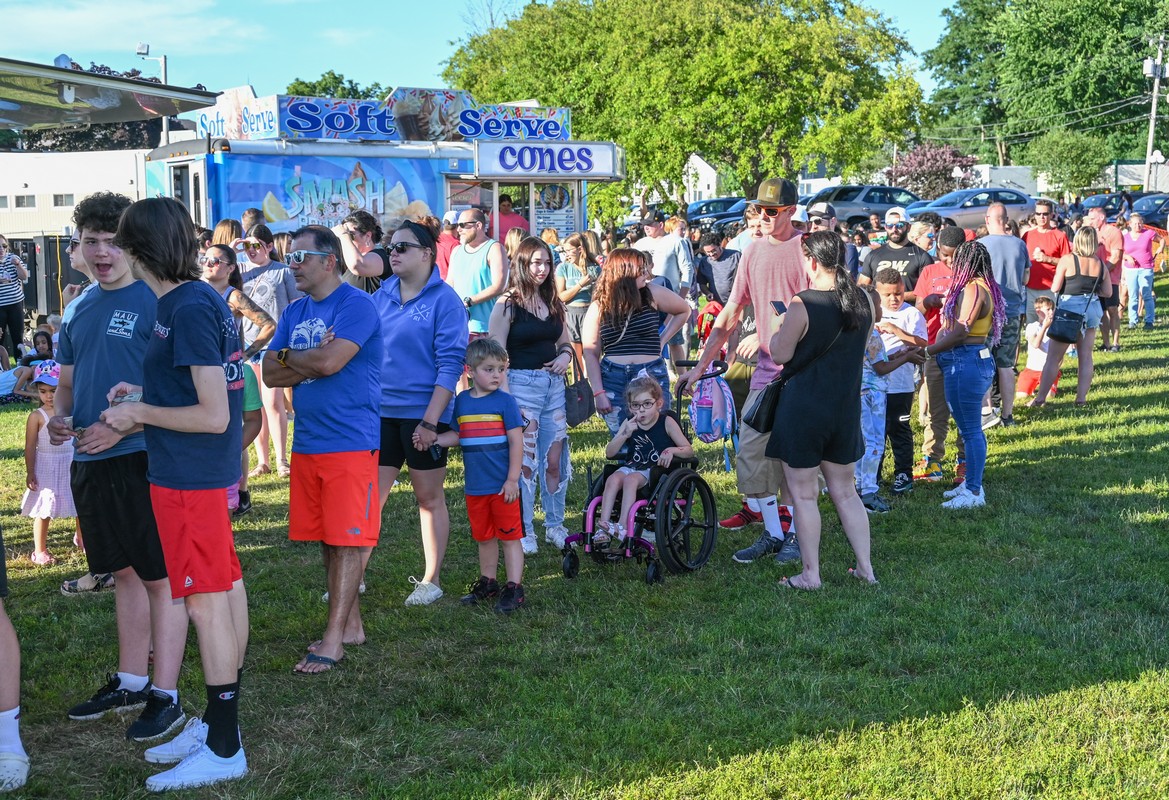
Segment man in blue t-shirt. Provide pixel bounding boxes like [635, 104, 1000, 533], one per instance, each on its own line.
[48, 192, 191, 744]
[263, 225, 383, 674]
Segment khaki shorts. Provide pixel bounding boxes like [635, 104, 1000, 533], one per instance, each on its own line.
[736, 387, 784, 496]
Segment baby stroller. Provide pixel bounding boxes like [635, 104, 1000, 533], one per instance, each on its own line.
[561, 361, 727, 584]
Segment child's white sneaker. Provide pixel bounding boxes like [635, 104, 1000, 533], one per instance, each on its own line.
[544, 526, 568, 549]
[0, 752, 29, 792]
[520, 533, 538, 555]
[404, 577, 443, 606]
[942, 486, 986, 509]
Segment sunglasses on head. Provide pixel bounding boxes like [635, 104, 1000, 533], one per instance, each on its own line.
[387, 241, 428, 254]
[284, 250, 331, 265]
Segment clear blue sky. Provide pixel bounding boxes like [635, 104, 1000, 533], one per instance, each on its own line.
[4, 0, 949, 99]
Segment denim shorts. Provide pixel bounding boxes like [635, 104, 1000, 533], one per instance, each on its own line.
[599, 357, 671, 434]
[1057, 293, 1102, 329]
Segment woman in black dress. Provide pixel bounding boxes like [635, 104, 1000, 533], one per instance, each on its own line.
[766, 231, 878, 589]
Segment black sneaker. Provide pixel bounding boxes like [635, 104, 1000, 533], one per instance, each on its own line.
[231, 490, 252, 519]
[774, 535, 802, 565]
[67, 674, 149, 720]
[891, 472, 913, 495]
[126, 689, 186, 742]
[460, 576, 500, 605]
[732, 531, 782, 563]
[495, 582, 525, 614]
[1000, 415, 1016, 427]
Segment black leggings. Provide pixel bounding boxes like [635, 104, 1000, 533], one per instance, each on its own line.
[0, 302, 22, 362]
[882, 391, 916, 476]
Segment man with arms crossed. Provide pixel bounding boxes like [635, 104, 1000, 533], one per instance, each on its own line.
[263, 226, 383, 675]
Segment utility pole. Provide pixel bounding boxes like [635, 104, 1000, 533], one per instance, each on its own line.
[1144, 34, 1165, 189]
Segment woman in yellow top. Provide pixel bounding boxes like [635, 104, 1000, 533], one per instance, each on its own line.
[924, 241, 1005, 509]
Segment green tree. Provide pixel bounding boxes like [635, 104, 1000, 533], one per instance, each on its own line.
[444, 0, 919, 207]
[1027, 129, 1110, 194]
[286, 71, 386, 100]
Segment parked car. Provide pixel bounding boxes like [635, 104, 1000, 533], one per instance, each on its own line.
[806, 185, 921, 228]
[905, 199, 933, 214]
[908, 187, 1035, 231]
[697, 198, 749, 233]
[686, 196, 741, 221]
[1128, 193, 1169, 228]
[1083, 191, 1153, 222]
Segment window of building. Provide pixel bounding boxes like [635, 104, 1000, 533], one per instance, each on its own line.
[53, 194, 75, 207]
[0, 197, 7, 209]
[14, 195, 35, 209]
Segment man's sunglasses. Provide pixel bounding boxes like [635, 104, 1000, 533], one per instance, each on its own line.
[755, 205, 794, 218]
[809, 216, 831, 227]
[456, 221, 479, 229]
[885, 222, 908, 231]
[387, 242, 428, 254]
[284, 250, 332, 265]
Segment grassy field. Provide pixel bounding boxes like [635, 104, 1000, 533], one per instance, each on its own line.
[3, 314, 1169, 799]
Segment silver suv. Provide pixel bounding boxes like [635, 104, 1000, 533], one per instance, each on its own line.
[806, 185, 921, 229]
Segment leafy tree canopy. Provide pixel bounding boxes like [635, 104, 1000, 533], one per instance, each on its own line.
[1027, 129, 1111, 193]
[444, 0, 920, 220]
[286, 71, 386, 100]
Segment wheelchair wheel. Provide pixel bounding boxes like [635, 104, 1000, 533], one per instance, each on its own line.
[645, 559, 664, 585]
[562, 549, 580, 579]
[653, 469, 717, 574]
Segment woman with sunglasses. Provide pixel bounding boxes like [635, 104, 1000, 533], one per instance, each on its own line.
[372, 218, 468, 606]
[239, 223, 300, 478]
[0, 235, 28, 365]
[489, 236, 573, 553]
[201, 244, 276, 517]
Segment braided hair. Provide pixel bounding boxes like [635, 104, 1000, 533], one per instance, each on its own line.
[941, 240, 1005, 346]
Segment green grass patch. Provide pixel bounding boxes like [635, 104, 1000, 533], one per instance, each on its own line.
[3, 306, 1169, 798]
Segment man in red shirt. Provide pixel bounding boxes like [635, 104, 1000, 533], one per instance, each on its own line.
[911, 226, 966, 484]
[1022, 199, 1071, 323]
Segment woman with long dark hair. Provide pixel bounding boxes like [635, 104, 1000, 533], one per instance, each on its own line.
[581, 248, 689, 433]
[372, 218, 468, 606]
[555, 231, 602, 365]
[489, 236, 573, 552]
[925, 240, 1006, 509]
[766, 230, 878, 590]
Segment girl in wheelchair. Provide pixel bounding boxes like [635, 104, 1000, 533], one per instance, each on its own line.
[596, 377, 693, 545]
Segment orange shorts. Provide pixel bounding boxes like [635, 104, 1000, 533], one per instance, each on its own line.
[149, 485, 242, 599]
[289, 450, 381, 547]
[1017, 367, 1059, 396]
[466, 493, 523, 542]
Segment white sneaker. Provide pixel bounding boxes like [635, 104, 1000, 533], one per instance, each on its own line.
[942, 486, 986, 509]
[145, 744, 247, 791]
[0, 752, 29, 793]
[544, 526, 568, 549]
[144, 717, 208, 764]
[322, 582, 365, 603]
[521, 534, 538, 555]
[404, 577, 443, 606]
[942, 481, 967, 499]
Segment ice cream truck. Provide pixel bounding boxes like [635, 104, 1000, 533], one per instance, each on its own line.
[143, 86, 625, 239]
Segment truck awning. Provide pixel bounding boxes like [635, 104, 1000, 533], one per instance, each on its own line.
[0, 56, 218, 131]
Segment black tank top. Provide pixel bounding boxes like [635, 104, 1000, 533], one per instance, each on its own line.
[625, 414, 674, 469]
[783, 289, 871, 389]
[600, 302, 661, 358]
[506, 304, 561, 370]
[1063, 255, 1101, 296]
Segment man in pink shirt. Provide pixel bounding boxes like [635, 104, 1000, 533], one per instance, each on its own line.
[1022, 199, 1071, 323]
[1086, 206, 1125, 351]
[487, 194, 529, 242]
[681, 177, 808, 567]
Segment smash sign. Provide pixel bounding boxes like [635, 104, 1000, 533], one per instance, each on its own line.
[475, 141, 625, 180]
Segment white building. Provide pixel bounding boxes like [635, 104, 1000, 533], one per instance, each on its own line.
[0, 149, 149, 237]
[682, 154, 719, 202]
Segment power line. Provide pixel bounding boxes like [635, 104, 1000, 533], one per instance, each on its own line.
[925, 112, 1160, 147]
[925, 100, 1151, 143]
[929, 94, 1149, 132]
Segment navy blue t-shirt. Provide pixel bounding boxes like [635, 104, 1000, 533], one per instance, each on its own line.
[143, 281, 243, 490]
[269, 282, 382, 455]
[56, 281, 156, 462]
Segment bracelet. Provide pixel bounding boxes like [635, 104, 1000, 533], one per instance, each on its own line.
[418, 420, 438, 432]
[592, 389, 605, 397]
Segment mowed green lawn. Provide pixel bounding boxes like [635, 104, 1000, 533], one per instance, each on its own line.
[3, 296, 1169, 799]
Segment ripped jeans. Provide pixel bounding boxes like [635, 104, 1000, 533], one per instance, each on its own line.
[507, 369, 571, 534]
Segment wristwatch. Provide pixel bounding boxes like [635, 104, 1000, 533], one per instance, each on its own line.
[276, 348, 291, 367]
[463, 296, 473, 308]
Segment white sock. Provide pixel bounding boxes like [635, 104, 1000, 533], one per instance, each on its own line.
[759, 497, 784, 540]
[745, 497, 761, 512]
[117, 672, 149, 692]
[0, 706, 26, 758]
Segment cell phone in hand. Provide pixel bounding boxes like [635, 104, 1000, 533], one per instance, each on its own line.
[428, 444, 445, 461]
[771, 300, 787, 316]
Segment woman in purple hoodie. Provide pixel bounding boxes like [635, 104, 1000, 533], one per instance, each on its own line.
[372, 218, 469, 607]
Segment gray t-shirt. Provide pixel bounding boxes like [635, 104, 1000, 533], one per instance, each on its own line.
[634, 233, 693, 292]
[694, 248, 741, 304]
[981, 234, 1030, 318]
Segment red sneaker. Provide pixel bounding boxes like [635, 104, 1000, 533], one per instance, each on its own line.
[719, 502, 763, 530]
[953, 459, 967, 486]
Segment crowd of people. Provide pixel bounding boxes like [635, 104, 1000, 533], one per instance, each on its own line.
[0, 177, 1159, 793]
